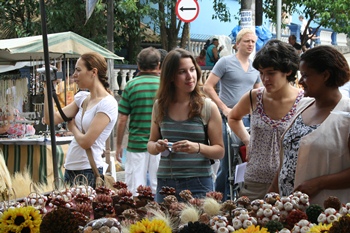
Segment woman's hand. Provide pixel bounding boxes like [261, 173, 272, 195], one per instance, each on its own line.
[294, 177, 321, 199]
[154, 139, 169, 153]
[172, 140, 199, 154]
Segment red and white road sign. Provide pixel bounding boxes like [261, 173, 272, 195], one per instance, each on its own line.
[175, 0, 200, 23]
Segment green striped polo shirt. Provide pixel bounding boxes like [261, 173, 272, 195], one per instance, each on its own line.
[118, 74, 159, 152]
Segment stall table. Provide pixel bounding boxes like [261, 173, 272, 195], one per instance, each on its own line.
[0, 136, 72, 185]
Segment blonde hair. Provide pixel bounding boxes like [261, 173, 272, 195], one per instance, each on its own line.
[236, 28, 256, 43]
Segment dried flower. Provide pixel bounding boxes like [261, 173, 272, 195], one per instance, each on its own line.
[40, 208, 81, 233]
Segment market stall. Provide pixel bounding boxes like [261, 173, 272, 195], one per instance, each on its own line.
[0, 31, 123, 183]
[0, 136, 72, 184]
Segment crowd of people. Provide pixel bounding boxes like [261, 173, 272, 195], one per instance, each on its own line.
[39, 26, 350, 205]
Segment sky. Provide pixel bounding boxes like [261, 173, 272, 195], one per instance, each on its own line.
[186, 0, 318, 38]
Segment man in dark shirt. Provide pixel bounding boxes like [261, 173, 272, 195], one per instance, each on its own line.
[288, 35, 302, 55]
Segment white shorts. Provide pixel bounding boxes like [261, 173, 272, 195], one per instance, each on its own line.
[124, 151, 160, 196]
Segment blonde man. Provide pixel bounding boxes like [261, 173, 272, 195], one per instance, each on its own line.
[203, 28, 261, 201]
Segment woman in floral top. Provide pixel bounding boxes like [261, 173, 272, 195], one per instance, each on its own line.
[228, 40, 303, 200]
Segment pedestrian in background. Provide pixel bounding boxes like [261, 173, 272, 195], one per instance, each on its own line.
[205, 38, 223, 66]
[196, 49, 206, 66]
[203, 28, 261, 201]
[116, 47, 162, 197]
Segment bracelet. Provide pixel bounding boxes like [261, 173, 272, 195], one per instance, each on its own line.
[197, 143, 200, 154]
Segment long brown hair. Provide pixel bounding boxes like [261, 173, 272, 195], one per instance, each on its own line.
[80, 52, 111, 93]
[155, 48, 204, 123]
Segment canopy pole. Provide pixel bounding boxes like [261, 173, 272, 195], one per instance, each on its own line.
[39, 0, 59, 181]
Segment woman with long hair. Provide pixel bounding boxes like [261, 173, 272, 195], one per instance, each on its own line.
[147, 48, 224, 202]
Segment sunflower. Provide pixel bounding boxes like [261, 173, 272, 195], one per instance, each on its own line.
[234, 225, 269, 233]
[0, 206, 42, 233]
[147, 219, 172, 233]
[129, 218, 172, 233]
[308, 223, 332, 232]
[129, 219, 148, 233]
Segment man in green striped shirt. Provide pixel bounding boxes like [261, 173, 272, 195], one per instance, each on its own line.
[116, 47, 162, 197]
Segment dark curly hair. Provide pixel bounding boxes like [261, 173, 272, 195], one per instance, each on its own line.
[300, 45, 350, 87]
[253, 39, 300, 82]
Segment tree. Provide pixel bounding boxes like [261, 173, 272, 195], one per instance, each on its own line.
[0, 0, 232, 62]
[0, 0, 41, 39]
[263, 0, 350, 46]
[46, 0, 107, 46]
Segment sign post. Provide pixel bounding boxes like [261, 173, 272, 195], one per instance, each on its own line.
[176, 0, 199, 53]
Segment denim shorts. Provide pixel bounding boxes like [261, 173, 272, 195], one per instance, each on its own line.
[64, 167, 103, 188]
[155, 176, 213, 203]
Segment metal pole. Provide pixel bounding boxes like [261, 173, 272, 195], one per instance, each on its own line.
[276, 0, 282, 39]
[39, 0, 59, 180]
[107, 0, 115, 152]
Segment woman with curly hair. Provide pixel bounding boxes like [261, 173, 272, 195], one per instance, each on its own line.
[147, 48, 224, 202]
[228, 39, 304, 200]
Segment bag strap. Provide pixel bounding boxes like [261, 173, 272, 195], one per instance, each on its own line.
[249, 89, 253, 112]
[202, 97, 215, 165]
[81, 95, 101, 179]
[104, 136, 111, 173]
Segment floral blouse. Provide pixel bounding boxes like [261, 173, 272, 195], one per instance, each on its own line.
[244, 88, 304, 183]
[279, 114, 319, 195]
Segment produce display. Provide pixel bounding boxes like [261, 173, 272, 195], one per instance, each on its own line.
[1, 179, 350, 233]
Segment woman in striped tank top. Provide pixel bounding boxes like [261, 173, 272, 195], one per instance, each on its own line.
[147, 48, 224, 203]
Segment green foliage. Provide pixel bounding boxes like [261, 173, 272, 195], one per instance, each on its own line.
[212, 0, 231, 22]
[0, 0, 233, 63]
[46, 0, 107, 47]
[0, 0, 41, 38]
[263, 0, 350, 35]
